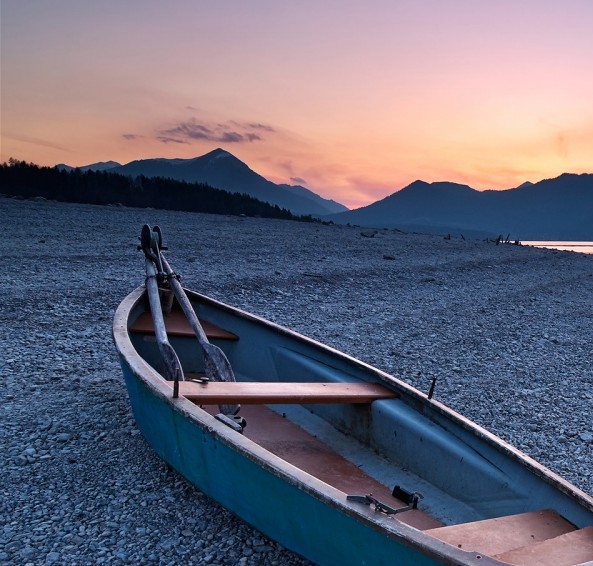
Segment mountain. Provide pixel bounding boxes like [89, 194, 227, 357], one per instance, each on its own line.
[327, 173, 593, 240]
[4, 159, 306, 221]
[277, 182, 346, 213]
[57, 160, 121, 172]
[62, 149, 347, 216]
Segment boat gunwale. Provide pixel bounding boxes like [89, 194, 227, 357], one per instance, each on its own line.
[112, 284, 593, 565]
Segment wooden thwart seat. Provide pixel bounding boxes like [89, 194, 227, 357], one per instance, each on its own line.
[427, 509, 575, 556]
[493, 526, 593, 566]
[427, 509, 593, 565]
[172, 380, 399, 404]
[130, 310, 238, 340]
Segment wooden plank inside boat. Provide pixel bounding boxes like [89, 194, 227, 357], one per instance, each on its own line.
[130, 310, 238, 340]
[203, 404, 442, 531]
[493, 526, 593, 566]
[175, 380, 399, 404]
[427, 509, 576, 556]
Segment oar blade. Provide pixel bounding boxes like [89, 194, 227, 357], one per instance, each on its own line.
[203, 343, 240, 415]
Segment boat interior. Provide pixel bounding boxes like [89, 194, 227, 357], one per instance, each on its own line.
[129, 305, 593, 566]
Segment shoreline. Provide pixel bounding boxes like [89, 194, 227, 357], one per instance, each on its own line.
[523, 241, 593, 254]
[2, 197, 592, 565]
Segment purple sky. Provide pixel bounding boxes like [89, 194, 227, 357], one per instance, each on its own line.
[2, 0, 592, 207]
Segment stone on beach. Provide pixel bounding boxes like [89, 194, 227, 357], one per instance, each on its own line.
[1, 196, 592, 565]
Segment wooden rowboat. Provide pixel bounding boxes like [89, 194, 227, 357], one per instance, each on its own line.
[112, 227, 593, 566]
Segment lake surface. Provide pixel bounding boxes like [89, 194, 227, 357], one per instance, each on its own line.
[523, 241, 593, 255]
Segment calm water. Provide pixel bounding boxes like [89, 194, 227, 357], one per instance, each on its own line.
[523, 241, 593, 255]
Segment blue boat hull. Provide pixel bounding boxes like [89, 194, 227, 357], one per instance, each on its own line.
[120, 362, 453, 565]
[114, 285, 593, 566]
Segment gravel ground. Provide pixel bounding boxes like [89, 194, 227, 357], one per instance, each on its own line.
[1, 196, 592, 565]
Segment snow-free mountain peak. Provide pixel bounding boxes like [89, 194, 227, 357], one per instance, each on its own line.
[57, 149, 348, 216]
[327, 174, 593, 239]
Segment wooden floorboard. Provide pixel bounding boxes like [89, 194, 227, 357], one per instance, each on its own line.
[202, 404, 441, 531]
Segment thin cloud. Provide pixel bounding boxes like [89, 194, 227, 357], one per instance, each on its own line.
[157, 118, 271, 145]
[290, 176, 307, 185]
[219, 131, 247, 143]
[247, 122, 275, 132]
[156, 136, 189, 145]
[162, 122, 213, 140]
[5, 133, 69, 152]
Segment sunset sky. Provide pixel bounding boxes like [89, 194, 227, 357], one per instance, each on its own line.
[2, 1, 592, 208]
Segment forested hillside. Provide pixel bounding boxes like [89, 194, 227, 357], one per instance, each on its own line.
[1, 160, 313, 222]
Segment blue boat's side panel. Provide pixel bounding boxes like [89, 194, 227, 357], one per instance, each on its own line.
[120, 362, 451, 566]
[114, 286, 593, 565]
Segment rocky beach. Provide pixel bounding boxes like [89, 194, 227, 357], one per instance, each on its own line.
[2, 196, 592, 565]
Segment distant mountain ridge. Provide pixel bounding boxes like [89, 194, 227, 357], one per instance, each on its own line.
[59, 149, 347, 217]
[327, 173, 593, 240]
[57, 151, 592, 239]
[57, 160, 121, 172]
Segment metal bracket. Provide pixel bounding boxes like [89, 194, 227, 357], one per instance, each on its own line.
[347, 487, 423, 516]
[392, 485, 423, 508]
[215, 413, 247, 433]
[427, 376, 437, 399]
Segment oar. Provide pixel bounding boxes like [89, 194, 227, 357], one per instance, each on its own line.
[144, 255, 185, 397]
[158, 250, 240, 417]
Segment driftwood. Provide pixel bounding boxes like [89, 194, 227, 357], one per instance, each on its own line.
[496, 234, 522, 246]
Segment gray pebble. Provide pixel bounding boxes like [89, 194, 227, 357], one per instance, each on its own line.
[1, 197, 591, 565]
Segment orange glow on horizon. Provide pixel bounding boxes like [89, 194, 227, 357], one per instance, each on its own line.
[2, 2, 592, 209]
